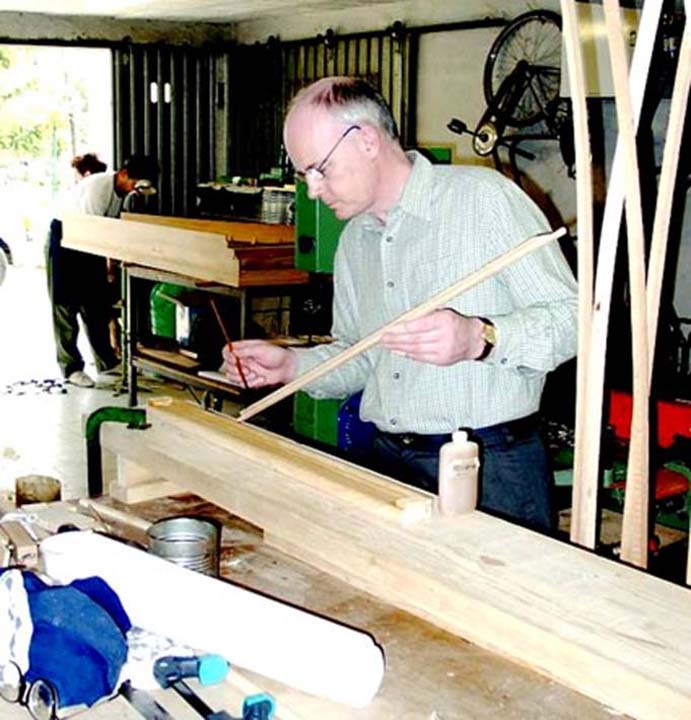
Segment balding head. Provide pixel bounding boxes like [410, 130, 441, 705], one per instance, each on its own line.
[286, 77, 399, 139]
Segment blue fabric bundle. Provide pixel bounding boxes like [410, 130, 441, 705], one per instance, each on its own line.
[4, 569, 131, 709]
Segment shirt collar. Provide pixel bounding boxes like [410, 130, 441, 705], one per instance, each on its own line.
[358, 150, 434, 230]
[395, 150, 434, 221]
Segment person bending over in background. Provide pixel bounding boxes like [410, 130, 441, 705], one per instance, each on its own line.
[70, 152, 107, 180]
[70, 153, 124, 361]
[47, 154, 158, 388]
[223, 77, 578, 533]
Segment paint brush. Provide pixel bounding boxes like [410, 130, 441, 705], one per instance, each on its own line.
[209, 298, 249, 390]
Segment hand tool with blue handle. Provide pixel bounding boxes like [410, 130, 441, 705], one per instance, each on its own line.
[153, 655, 275, 720]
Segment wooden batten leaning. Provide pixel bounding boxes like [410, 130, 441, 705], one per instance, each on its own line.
[565, 0, 691, 574]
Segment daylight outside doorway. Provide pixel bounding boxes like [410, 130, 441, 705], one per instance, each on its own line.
[0, 45, 113, 383]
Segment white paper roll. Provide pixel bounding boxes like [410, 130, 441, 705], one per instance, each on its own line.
[40, 531, 384, 707]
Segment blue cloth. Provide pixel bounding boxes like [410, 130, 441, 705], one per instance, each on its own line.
[5, 570, 131, 709]
[370, 413, 554, 532]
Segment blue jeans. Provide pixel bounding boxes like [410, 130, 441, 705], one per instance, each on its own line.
[370, 414, 554, 532]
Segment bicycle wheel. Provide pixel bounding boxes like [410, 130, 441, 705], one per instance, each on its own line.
[483, 10, 562, 128]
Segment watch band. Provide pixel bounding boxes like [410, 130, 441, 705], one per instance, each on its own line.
[476, 317, 496, 361]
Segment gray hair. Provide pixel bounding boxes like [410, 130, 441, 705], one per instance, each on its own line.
[289, 76, 399, 139]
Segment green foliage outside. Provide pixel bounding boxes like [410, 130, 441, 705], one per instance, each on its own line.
[0, 45, 90, 168]
[0, 45, 111, 263]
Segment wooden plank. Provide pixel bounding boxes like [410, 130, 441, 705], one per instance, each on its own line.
[239, 228, 565, 421]
[121, 212, 295, 244]
[149, 401, 432, 526]
[560, 0, 597, 549]
[63, 214, 242, 285]
[576, 0, 661, 552]
[100, 401, 691, 720]
[646, 17, 691, 375]
[603, 0, 650, 568]
[136, 345, 201, 370]
[62, 215, 308, 288]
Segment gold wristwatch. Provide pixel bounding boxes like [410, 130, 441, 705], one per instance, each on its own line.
[476, 317, 496, 361]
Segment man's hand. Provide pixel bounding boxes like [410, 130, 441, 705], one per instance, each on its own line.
[379, 309, 485, 365]
[221, 340, 299, 388]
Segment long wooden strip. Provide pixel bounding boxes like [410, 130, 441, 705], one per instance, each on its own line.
[646, 19, 691, 376]
[560, 0, 596, 548]
[121, 212, 295, 244]
[577, 0, 661, 551]
[603, 0, 650, 568]
[63, 214, 242, 285]
[642, 12, 691, 584]
[99, 402, 691, 719]
[239, 228, 565, 421]
[150, 401, 433, 526]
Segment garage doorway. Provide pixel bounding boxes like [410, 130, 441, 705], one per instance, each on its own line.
[0, 45, 113, 384]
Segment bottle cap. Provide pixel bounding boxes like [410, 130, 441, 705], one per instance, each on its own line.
[452, 430, 468, 444]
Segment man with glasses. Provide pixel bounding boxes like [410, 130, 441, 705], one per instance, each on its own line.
[223, 76, 578, 533]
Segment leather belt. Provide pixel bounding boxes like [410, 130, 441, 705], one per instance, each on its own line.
[378, 413, 540, 451]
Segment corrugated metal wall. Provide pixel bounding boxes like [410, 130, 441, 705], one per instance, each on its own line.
[112, 26, 415, 216]
[112, 44, 219, 217]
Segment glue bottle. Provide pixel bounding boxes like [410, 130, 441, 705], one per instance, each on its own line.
[438, 430, 479, 516]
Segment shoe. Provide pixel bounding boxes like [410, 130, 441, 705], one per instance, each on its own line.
[99, 363, 122, 377]
[66, 370, 95, 388]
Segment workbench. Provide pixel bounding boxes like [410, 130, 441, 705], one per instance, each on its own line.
[91, 400, 690, 720]
[61, 212, 310, 407]
[3, 495, 623, 720]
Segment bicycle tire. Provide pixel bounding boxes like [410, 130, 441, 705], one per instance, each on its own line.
[483, 10, 563, 128]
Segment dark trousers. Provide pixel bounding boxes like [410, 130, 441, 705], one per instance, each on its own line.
[370, 413, 555, 532]
[46, 219, 117, 377]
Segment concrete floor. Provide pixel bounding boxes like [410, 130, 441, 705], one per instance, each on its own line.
[0, 263, 187, 501]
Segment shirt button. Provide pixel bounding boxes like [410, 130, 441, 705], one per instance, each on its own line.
[386, 280, 394, 288]
[390, 418, 398, 426]
[393, 372, 400, 380]
[385, 236, 393, 243]
[501, 357, 508, 365]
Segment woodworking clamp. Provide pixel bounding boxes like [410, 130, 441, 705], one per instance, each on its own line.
[152, 655, 275, 720]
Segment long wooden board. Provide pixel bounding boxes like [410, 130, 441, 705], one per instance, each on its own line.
[120, 212, 295, 245]
[560, 0, 596, 549]
[239, 228, 564, 421]
[603, 0, 650, 568]
[62, 214, 307, 288]
[100, 400, 691, 720]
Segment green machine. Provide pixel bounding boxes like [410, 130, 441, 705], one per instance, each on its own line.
[294, 180, 344, 274]
[292, 180, 344, 444]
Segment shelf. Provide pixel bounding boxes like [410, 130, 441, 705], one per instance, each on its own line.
[133, 355, 243, 399]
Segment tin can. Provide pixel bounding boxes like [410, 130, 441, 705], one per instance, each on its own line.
[147, 517, 219, 577]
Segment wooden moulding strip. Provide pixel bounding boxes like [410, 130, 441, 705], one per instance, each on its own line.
[575, 0, 661, 553]
[603, 0, 650, 569]
[239, 228, 565, 422]
[640, 6, 691, 584]
[147, 401, 433, 526]
[646, 16, 691, 375]
[62, 214, 241, 286]
[121, 212, 295, 244]
[560, 0, 596, 549]
[100, 409, 691, 720]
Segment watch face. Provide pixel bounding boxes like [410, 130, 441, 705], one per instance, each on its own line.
[482, 322, 497, 346]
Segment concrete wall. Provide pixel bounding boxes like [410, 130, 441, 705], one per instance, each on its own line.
[0, 11, 234, 45]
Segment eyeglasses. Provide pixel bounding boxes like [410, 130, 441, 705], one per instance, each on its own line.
[295, 124, 361, 183]
[0, 661, 60, 720]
